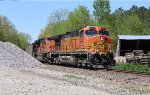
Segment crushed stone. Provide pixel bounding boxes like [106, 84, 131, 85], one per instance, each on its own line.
[0, 41, 42, 68]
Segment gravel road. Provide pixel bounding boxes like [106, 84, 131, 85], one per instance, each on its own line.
[40, 64, 150, 95]
[0, 65, 149, 95]
[0, 67, 110, 95]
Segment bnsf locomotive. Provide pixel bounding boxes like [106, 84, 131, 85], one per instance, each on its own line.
[32, 26, 115, 69]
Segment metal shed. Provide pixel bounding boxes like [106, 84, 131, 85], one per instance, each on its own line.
[116, 35, 150, 56]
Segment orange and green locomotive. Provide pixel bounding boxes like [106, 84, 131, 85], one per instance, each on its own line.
[32, 26, 115, 69]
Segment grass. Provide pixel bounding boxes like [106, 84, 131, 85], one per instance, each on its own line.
[122, 85, 150, 94]
[64, 74, 86, 80]
[112, 64, 150, 73]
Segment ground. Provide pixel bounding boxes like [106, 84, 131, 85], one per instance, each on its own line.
[0, 64, 149, 95]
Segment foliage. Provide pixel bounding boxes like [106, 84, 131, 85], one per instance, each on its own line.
[109, 6, 149, 50]
[113, 64, 150, 73]
[39, 3, 150, 52]
[0, 15, 31, 50]
[17, 32, 31, 50]
[38, 9, 70, 38]
[93, 0, 111, 23]
[48, 9, 69, 24]
[39, 6, 92, 38]
[0, 16, 19, 45]
[67, 5, 91, 30]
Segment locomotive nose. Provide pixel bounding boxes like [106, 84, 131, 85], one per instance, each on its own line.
[93, 35, 111, 54]
[100, 36, 103, 41]
[100, 36, 108, 42]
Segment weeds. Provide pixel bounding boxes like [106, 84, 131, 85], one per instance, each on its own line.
[112, 64, 150, 73]
[123, 85, 150, 94]
[64, 74, 86, 80]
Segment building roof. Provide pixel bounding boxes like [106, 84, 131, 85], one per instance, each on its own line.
[118, 35, 150, 40]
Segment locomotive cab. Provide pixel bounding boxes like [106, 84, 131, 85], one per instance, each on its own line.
[80, 26, 112, 54]
[79, 26, 115, 68]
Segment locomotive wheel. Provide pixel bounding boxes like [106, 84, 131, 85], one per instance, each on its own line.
[87, 64, 91, 68]
[76, 63, 82, 67]
[48, 60, 52, 64]
[50, 58, 54, 64]
[90, 64, 95, 69]
[89, 64, 99, 70]
[91, 54, 100, 65]
[53, 58, 59, 64]
[55, 57, 60, 64]
[106, 64, 112, 70]
[103, 63, 112, 70]
[85, 63, 90, 68]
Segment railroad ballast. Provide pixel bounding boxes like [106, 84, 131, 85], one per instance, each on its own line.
[32, 26, 115, 69]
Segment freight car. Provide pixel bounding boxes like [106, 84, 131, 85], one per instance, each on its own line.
[32, 26, 115, 69]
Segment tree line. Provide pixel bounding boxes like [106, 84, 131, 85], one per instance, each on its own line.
[0, 15, 31, 50]
[39, 0, 150, 51]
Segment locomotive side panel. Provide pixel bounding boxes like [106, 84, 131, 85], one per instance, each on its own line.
[32, 26, 115, 69]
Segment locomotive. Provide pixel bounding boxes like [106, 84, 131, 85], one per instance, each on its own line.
[32, 26, 115, 69]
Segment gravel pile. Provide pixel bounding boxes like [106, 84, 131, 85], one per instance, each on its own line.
[0, 41, 42, 68]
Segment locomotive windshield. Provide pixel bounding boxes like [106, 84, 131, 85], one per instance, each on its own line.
[85, 30, 97, 36]
[99, 31, 109, 36]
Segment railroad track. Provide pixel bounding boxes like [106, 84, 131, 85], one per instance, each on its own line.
[108, 69, 150, 77]
[41, 62, 150, 90]
[42, 62, 150, 77]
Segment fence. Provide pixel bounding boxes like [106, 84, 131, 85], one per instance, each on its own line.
[140, 57, 150, 66]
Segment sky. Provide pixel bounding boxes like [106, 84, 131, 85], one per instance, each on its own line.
[0, 0, 150, 43]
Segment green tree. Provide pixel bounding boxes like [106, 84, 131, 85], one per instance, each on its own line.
[48, 9, 69, 23]
[127, 6, 150, 35]
[93, 0, 111, 23]
[17, 32, 31, 50]
[114, 7, 126, 16]
[38, 9, 69, 38]
[0, 15, 31, 50]
[39, 6, 92, 38]
[0, 15, 20, 45]
[68, 5, 91, 30]
[48, 9, 69, 35]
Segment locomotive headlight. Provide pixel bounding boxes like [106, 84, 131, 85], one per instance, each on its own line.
[100, 37, 103, 40]
[82, 49, 84, 52]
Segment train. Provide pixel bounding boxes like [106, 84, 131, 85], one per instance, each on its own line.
[31, 26, 115, 69]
